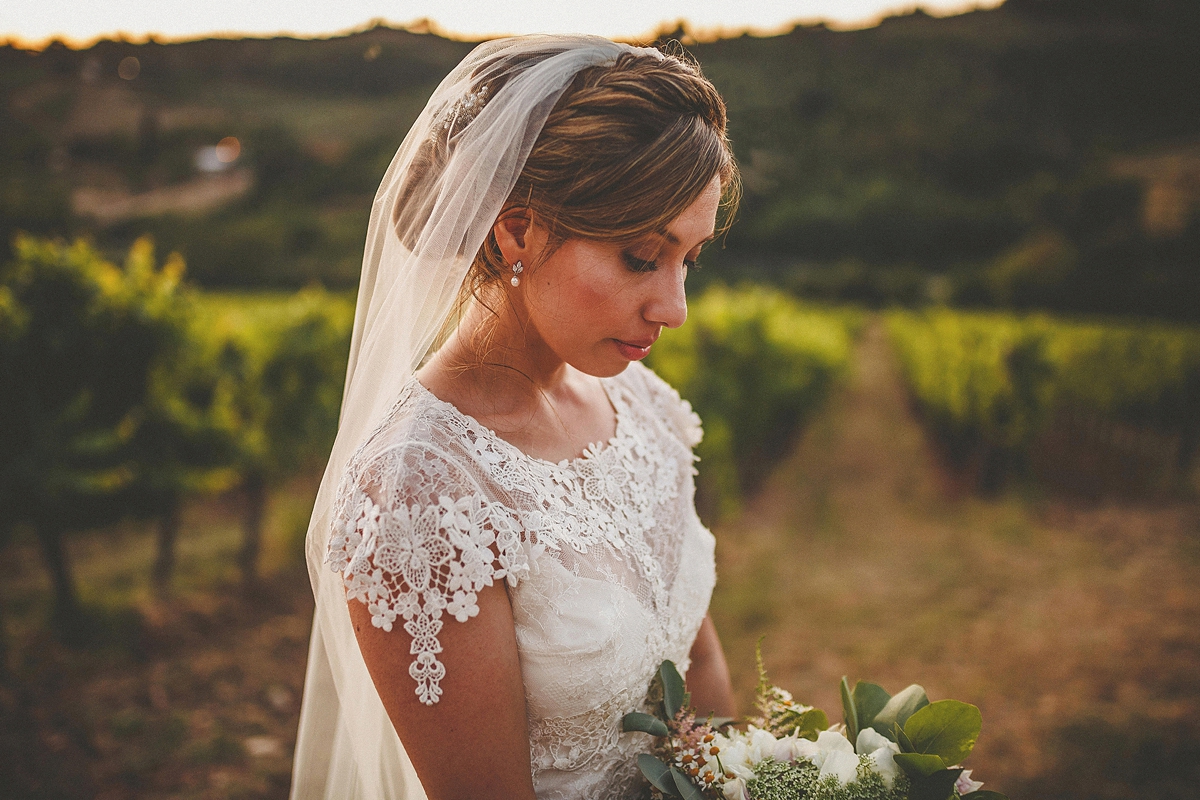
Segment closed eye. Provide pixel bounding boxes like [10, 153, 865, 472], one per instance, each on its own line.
[622, 252, 658, 273]
[623, 253, 703, 273]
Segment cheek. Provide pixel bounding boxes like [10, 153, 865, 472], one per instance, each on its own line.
[537, 259, 630, 326]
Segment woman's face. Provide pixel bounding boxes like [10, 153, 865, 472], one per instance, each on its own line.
[515, 173, 722, 378]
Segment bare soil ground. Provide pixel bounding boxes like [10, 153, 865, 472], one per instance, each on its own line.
[2, 317, 1198, 799]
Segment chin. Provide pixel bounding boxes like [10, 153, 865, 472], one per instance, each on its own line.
[575, 358, 632, 379]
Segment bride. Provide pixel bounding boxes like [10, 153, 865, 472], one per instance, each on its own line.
[291, 35, 740, 800]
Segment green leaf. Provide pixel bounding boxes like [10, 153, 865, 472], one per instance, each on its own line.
[791, 708, 830, 741]
[893, 752, 947, 779]
[870, 684, 929, 738]
[637, 754, 679, 796]
[661, 661, 687, 720]
[962, 792, 1008, 800]
[852, 681, 891, 732]
[622, 712, 669, 738]
[910, 768, 963, 800]
[710, 716, 736, 729]
[894, 722, 916, 753]
[902, 700, 982, 766]
[671, 767, 708, 800]
[841, 676, 859, 741]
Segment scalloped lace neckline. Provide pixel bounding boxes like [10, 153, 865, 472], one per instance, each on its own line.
[407, 374, 627, 470]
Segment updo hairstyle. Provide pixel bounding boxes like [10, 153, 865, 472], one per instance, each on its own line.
[466, 47, 740, 301]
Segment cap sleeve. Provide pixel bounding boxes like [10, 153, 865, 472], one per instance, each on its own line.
[325, 440, 531, 705]
[631, 363, 703, 450]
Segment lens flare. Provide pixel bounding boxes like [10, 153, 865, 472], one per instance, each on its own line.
[117, 56, 140, 80]
[215, 137, 241, 163]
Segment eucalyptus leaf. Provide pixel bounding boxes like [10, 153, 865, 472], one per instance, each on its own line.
[852, 681, 891, 731]
[671, 766, 708, 800]
[909, 768, 963, 800]
[893, 752, 947, 779]
[841, 676, 859, 741]
[791, 708, 830, 741]
[902, 700, 981, 765]
[637, 754, 679, 796]
[962, 792, 1009, 800]
[870, 684, 929, 737]
[660, 661, 687, 720]
[622, 711, 669, 738]
[894, 722, 916, 753]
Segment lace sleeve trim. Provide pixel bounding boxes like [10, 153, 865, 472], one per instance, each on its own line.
[632, 364, 703, 450]
[326, 488, 534, 705]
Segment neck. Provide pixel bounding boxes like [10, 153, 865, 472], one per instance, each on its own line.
[429, 295, 572, 413]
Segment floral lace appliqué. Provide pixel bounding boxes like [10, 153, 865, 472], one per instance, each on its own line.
[328, 491, 530, 705]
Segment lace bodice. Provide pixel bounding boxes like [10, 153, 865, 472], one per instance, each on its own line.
[325, 362, 716, 800]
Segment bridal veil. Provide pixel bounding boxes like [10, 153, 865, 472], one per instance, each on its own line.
[290, 35, 666, 799]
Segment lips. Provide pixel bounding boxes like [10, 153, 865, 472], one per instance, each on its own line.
[614, 337, 656, 361]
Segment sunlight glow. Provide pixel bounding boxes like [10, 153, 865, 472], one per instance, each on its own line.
[2, 0, 1004, 48]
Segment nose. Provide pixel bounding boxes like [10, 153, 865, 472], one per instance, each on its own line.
[643, 264, 688, 330]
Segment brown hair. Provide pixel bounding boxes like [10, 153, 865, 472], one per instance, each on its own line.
[465, 47, 740, 303]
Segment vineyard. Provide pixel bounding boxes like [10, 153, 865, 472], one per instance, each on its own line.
[887, 309, 1200, 495]
[4, 236, 1200, 798]
[648, 285, 862, 520]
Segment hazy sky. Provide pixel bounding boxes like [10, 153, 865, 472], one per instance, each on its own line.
[3, 0, 1003, 46]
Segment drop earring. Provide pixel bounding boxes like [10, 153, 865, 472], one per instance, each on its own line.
[510, 260, 523, 287]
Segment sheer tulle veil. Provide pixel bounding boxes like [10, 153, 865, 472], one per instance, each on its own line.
[290, 36, 666, 799]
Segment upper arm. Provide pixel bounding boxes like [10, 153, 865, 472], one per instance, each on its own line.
[350, 580, 536, 800]
[327, 446, 538, 800]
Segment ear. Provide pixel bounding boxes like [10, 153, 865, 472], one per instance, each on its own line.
[492, 207, 540, 266]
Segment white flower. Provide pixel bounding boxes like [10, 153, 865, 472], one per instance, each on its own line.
[712, 733, 756, 781]
[773, 735, 802, 763]
[721, 776, 749, 800]
[821, 750, 861, 784]
[955, 769, 984, 795]
[746, 726, 781, 764]
[799, 730, 860, 785]
[857, 728, 901, 788]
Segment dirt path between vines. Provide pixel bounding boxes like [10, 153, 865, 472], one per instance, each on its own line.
[710, 316, 1200, 798]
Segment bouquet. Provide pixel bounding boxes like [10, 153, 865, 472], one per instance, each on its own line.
[622, 652, 1006, 800]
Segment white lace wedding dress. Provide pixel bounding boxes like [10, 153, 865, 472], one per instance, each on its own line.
[324, 361, 717, 800]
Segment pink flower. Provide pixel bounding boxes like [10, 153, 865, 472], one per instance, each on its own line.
[955, 769, 984, 794]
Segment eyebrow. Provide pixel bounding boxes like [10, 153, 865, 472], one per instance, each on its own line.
[662, 230, 717, 247]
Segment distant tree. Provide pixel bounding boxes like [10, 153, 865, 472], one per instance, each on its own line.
[223, 289, 351, 586]
[130, 314, 243, 592]
[0, 236, 189, 634]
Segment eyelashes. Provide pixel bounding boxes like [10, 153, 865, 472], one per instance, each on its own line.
[622, 252, 701, 274]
